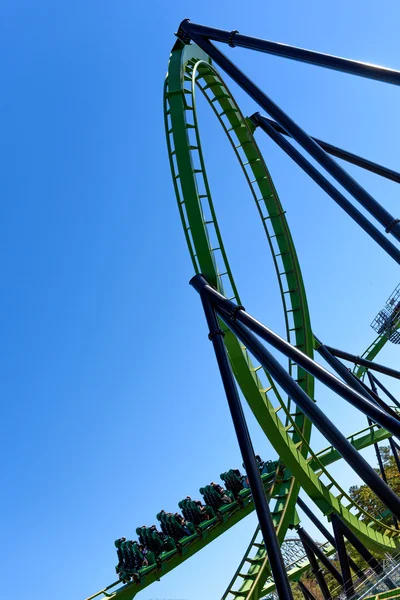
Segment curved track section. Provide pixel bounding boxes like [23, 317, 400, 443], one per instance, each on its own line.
[228, 333, 400, 600]
[164, 40, 400, 600]
[87, 41, 400, 600]
[87, 425, 393, 600]
[238, 336, 400, 600]
[165, 40, 315, 598]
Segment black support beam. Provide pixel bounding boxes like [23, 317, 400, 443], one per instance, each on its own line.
[190, 275, 400, 519]
[178, 21, 400, 245]
[178, 21, 400, 86]
[324, 345, 400, 381]
[197, 290, 293, 600]
[255, 117, 400, 184]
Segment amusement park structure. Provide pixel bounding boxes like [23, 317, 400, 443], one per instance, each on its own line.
[87, 21, 400, 600]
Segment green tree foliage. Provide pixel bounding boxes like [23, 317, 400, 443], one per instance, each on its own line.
[349, 446, 400, 519]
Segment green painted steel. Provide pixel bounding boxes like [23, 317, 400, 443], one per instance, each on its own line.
[86, 426, 395, 600]
[166, 41, 400, 600]
[86, 40, 400, 600]
[309, 422, 393, 470]
[165, 40, 316, 599]
[164, 41, 399, 600]
[353, 315, 400, 379]
[354, 334, 394, 379]
[363, 587, 400, 600]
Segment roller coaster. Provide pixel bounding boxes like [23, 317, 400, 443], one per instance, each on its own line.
[87, 21, 400, 600]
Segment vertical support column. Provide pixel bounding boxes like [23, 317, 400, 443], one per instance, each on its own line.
[298, 530, 331, 600]
[297, 527, 343, 585]
[368, 375, 400, 472]
[388, 437, 400, 474]
[368, 372, 400, 526]
[367, 414, 388, 484]
[197, 291, 293, 600]
[331, 515, 355, 599]
[298, 580, 318, 600]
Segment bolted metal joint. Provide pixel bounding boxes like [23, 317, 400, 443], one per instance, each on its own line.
[230, 305, 245, 320]
[228, 29, 239, 47]
[386, 217, 400, 233]
[175, 19, 192, 45]
[249, 112, 261, 128]
[208, 328, 225, 340]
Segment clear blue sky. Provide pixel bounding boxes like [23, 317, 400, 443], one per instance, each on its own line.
[1, 2, 400, 599]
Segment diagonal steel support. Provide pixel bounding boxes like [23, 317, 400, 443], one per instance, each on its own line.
[315, 338, 399, 422]
[191, 276, 400, 436]
[368, 372, 400, 486]
[355, 376, 399, 417]
[331, 515, 355, 599]
[366, 375, 400, 473]
[190, 275, 400, 519]
[296, 497, 365, 579]
[370, 373, 400, 410]
[177, 20, 400, 86]
[177, 20, 400, 244]
[298, 580, 318, 600]
[250, 112, 400, 265]
[323, 345, 400, 381]
[389, 436, 400, 475]
[297, 529, 331, 600]
[254, 117, 400, 184]
[315, 341, 400, 523]
[297, 526, 343, 585]
[197, 289, 293, 600]
[330, 513, 395, 590]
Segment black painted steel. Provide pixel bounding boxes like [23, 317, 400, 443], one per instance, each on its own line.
[368, 373, 400, 515]
[297, 527, 343, 585]
[298, 581, 317, 600]
[331, 515, 355, 599]
[190, 276, 400, 518]
[298, 529, 331, 600]
[197, 290, 293, 600]
[178, 20, 400, 86]
[256, 117, 400, 184]
[355, 377, 400, 419]
[177, 24, 400, 242]
[296, 497, 364, 578]
[366, 373, 390, 484]
[191, 276, 400, 439]
[389, 437, 400, 475]
[367, 414, 389, 485]
[250, 113, 400, 265]
[316, 341, 400, 425]
[331, 514, 395, 590]
[370, 373, 400, 409]
[324, 346, 400, 381]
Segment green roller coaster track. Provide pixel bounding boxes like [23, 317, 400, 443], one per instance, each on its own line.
[87, 40, 400, 600]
